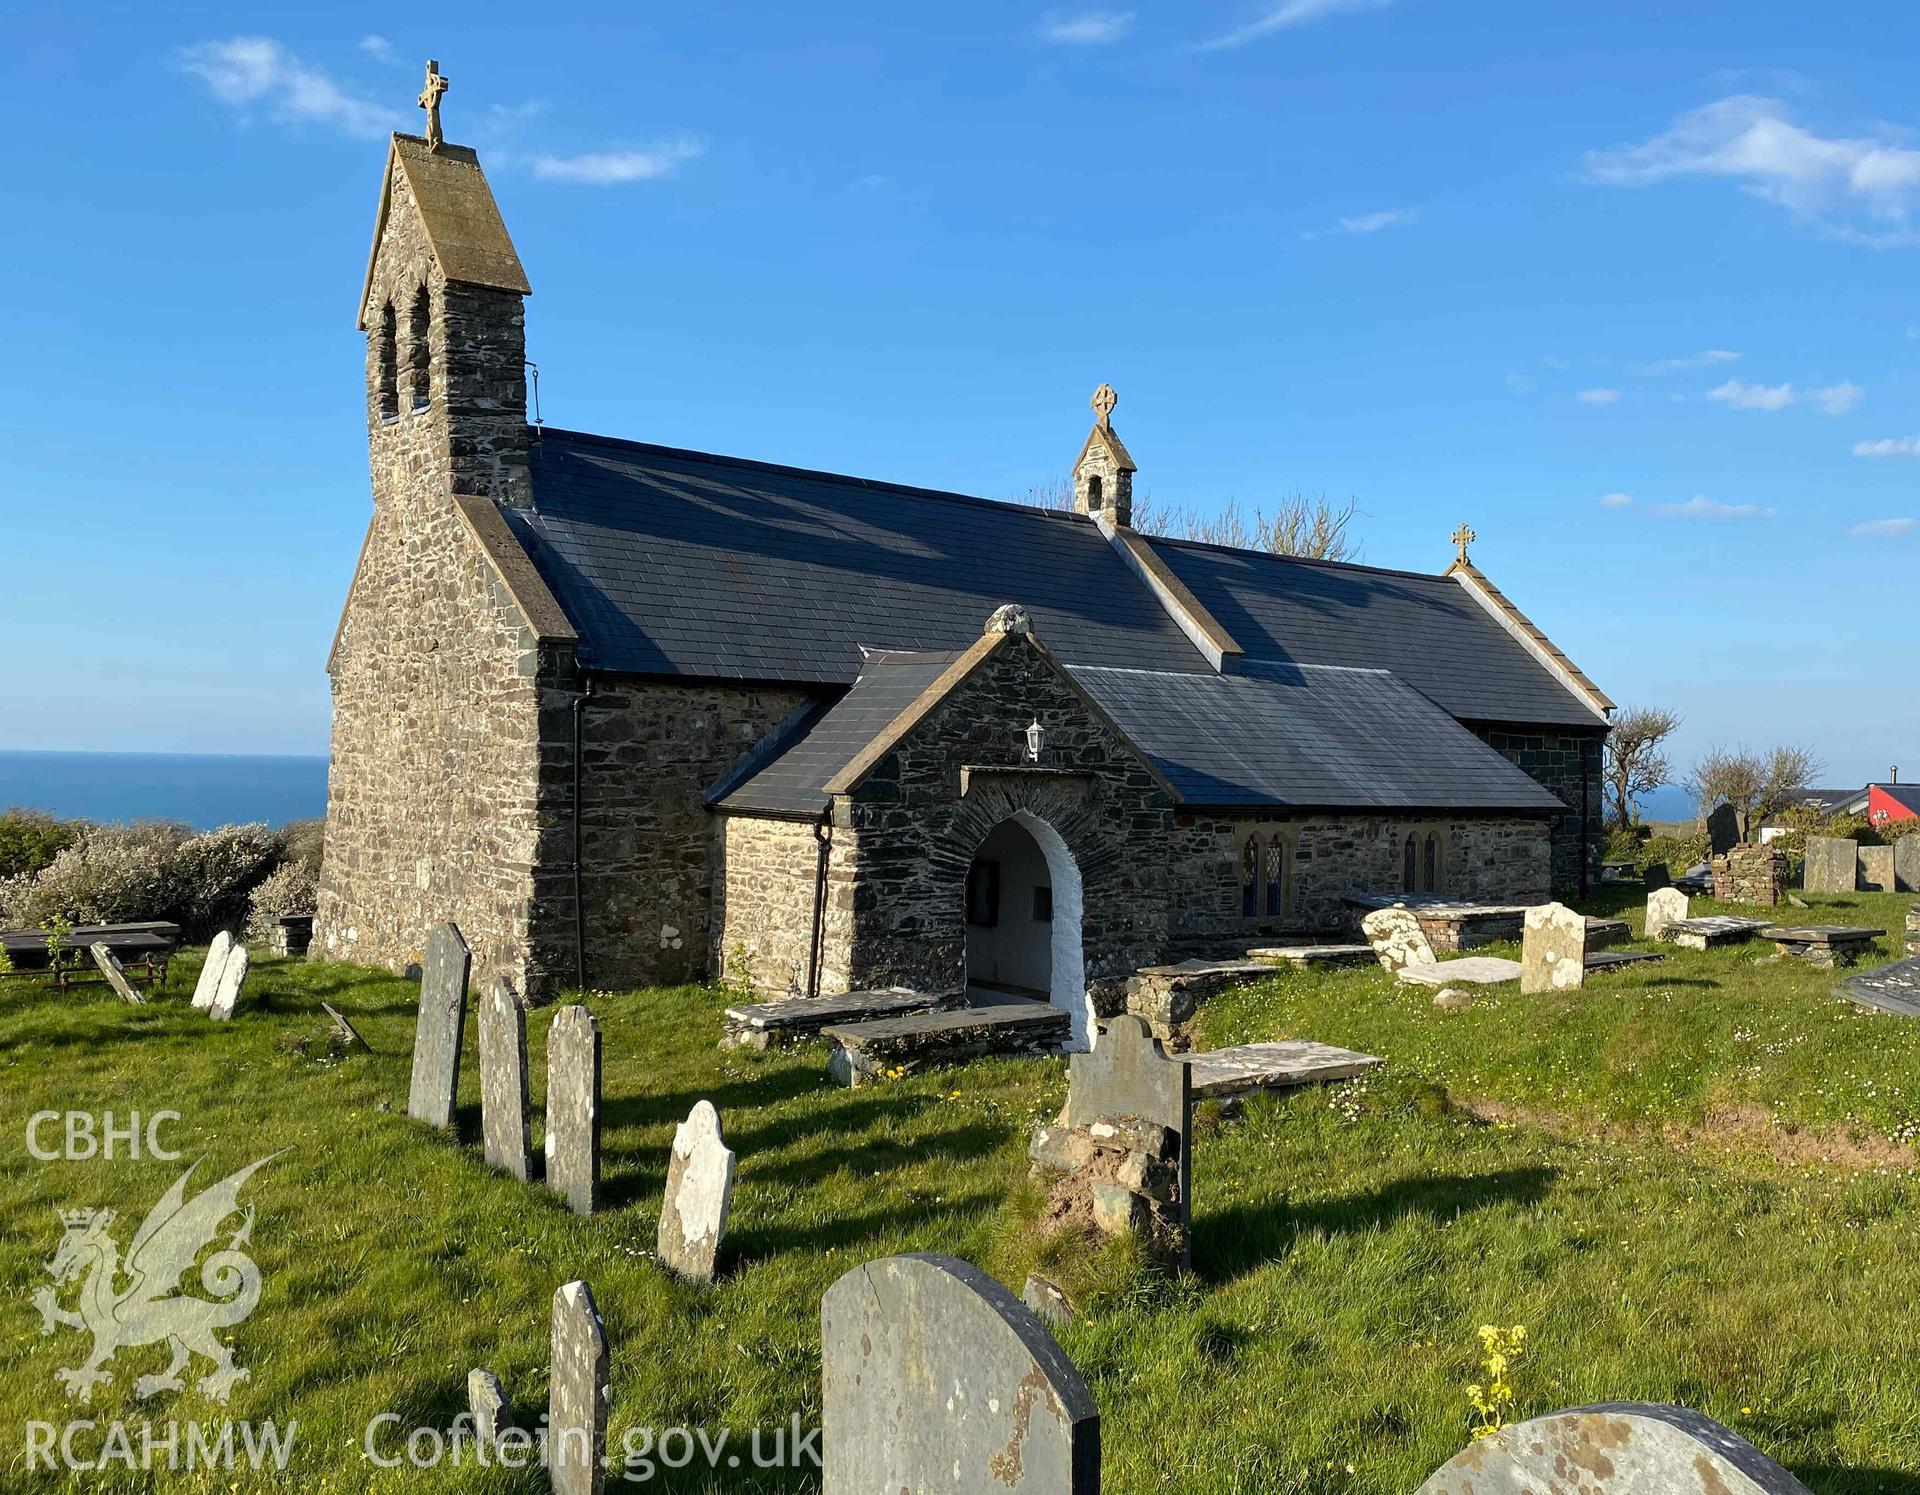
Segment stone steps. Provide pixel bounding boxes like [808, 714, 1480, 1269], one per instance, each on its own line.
[722, 988, 954, 1049]
[824, 1003, 1070, 1087]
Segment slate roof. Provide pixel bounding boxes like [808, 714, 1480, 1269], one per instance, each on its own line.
[1874, 783, 1920, 816]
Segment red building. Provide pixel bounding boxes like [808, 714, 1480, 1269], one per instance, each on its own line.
[1868, 783, 1920, 826]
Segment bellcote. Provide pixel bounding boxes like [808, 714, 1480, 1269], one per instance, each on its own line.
[1071, 383, 1137, 529]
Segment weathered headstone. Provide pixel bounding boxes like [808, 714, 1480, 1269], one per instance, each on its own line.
[479, 978, 532, 1181]
[1897, 839, 1920, 895]
[1645, 887, 1689, 942]
[191, 930, 235, 1010]
[466, 1368, 512, 1445]
[1360, 906, 1436, 973]
[1804, 836, 1859, 894]
[89, 944, 144, 1004]
[1520, 901, 1586, 994]
[1415, 1403, 1813, 1495]
[821, 1253, 1099, 1495]
[405, 922, 471, 1131]
[1909, 902, 1920, 959]
[548, 1281, 609, 1495]
[207, 944, 251, 1022]
[545, 1005, 602, 1216]
[1642, 860, 1671, 891]
[320, 1002, 371, 1051]
[1859, 845, 1897, 894]
[1706, 802, 1741, 856]
[657, 1100, 736, 1283]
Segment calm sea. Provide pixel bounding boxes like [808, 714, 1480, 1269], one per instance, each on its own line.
[0, 751, 329, 830]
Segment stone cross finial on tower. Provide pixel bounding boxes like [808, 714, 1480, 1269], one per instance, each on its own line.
[1091, 383, 1118, 428]
[1073, 383, 1136, 527]
[1452, 522, 1476, 564]
[418, 60, 449, 151]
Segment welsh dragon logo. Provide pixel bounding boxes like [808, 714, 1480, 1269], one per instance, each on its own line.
[31, 1151, 283, 1404]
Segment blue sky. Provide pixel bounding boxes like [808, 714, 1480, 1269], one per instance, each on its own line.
[2, 2, 1916, 790]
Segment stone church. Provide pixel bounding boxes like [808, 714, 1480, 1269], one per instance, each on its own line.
[316, 106, 1613, 1030]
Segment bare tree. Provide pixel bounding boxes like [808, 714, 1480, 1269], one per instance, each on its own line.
[1686, 742, 1826, 841]
[1602, 706, 1682, 829]
[1013, 482, 1360, 562]
[1755, 743, 1826, 832]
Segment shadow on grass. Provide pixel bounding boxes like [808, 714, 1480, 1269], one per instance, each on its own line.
[1194, 1165, 1558, 1284]
[726, 1188, 1003, 1261]
[1792, 1466, 1920, 1495]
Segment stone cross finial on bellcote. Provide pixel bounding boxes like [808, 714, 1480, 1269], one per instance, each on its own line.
[418, 60, 449, 151]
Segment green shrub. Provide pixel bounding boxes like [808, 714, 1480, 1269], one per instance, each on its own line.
[0, 821, 281, 941]
[0, 807, 83, 880]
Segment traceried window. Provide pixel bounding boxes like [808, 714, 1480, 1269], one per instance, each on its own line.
[1403, 833, 1418, 892]
[408, 282, 432, 411]
[1424, 832, 1440, 892]
[1265, 833, 1285, 916]
[376, 301, 398, 421]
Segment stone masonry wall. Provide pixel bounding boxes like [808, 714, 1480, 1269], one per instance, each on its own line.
[709, 814, 828, 997]
[1470, 727, 1605, 895]
[1168, 814, 1552, 953]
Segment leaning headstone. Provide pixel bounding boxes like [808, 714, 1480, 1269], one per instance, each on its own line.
[1416, 1403, 1812, 1495]
[1804, 836, 1859, 894]
[1706, 802, 1742, 856]
[1520, 901, 1586, 994]
[545, 1005, 602, 1216]
[1360, 906, 1436, 973]
[657, 1100, 736, 1283]
[1859, 845, 1897, 894]
[1645, 887, 1689, 942]
[320, 1002, 371, 1051]
[479, 978, 532, 1181]
[191, 930, 235, 1010]
[1897, 839, 1920, 895]
[207, 945, 251, 1022]
[89, 944, 144, 1004]
[548, 1281, 609, 1495]
[821, 1254, 1099, 1494]
[466, 1368, 512, 1445]
[405, 923, 471, 1132]
[1064, 1014, 1192, 1264]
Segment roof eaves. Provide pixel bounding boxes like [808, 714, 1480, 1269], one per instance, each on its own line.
[820, 634, 1008, 794]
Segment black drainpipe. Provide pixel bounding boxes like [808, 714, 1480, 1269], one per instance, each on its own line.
[571, 677, 594, 993]
[806, 813, 833, 999]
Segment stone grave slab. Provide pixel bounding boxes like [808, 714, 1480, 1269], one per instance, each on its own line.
[1860, 845, 1897, 893]
[1659, 915, 1771, 950]
[320, 1002, 371, 1051]
[722, 987, 952, 1049]
[1583, 950, 1665, 974]
[1897, 838, 1920, 894]
[191, 930, 234, 1010]
[405, 922, 471, 1131]
[1521, 901, 1586, 994]
[467, 1368, 512, 1444]
[1645, 887, 1689, 942]
[1416, 1402, 1813, 1495]
[657, 1100, 736, 1283]
[89, 944, 144, 1004]
[1178, 1040, 1383, 1100]
[1841, 956, 1920, 1016]
[821, 1253, 1099, 1495]
[1245, 944, 1375, 968]
[1361, 906, 1436, 973]
[1583, 917, 1629, 950]
[549, 1281, 609, 1495]
[546, 1005, 602, 1216]
[824, 1003, 1067, 1087]
[479, 978, 532, 1181]
[1396, 955, 1522, 987]
[1804, 835, 1859, 894]
[207, 944, 251, 1022]
[1763, 925, 1886, 969]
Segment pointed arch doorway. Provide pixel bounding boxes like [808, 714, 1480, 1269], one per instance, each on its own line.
[962, 810, 1091, 1050]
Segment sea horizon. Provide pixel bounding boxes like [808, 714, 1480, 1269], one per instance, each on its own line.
[0, 748, 329, 830]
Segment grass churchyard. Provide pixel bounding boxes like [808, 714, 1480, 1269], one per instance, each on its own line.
[5, 885, 1920, 1490]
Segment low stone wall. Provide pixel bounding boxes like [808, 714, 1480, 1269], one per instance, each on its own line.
[1711, 843, 1787, 906]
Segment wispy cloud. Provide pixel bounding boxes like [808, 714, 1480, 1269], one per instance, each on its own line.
[1706, 378, 1862, 413]
[1584, 96, 1920, 244]
[1853, 434, 1920, 457]
[1577, 388, 1621, 406]
[1600, 492, 1636, 509]
[1656, 496, 1776, 519]
[179, 36, 399, 139]
[1643, 349, 1741, 374]
[1302, 206, 1417, 239]
[1039, 10, 1135, 44]
[1852, 516, 1916, 537]
[1809, 380, 1863, 415]
[358, 35, 395, 64]
[529, 139, 705, 185]
[1197, 0, 1388, 52]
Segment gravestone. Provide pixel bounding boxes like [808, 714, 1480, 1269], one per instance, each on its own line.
[1897, 839, 1920, 894]
[1360, 906, 1436, 973]
[545, 1005, 602, 1216]
[1415, 1402, 1813, 1495]
[657, 1100, 736, 1284]
[191, 930, 234, 1010]
[1843, 956, 1920, 1017]
[549, 1281, 609, 1495]
[479, 978, 532, 1181]
[207, 944, 251, 1022]
[1804, 836, 1858, 894]
[1520, 901, 1586, 994]
[821, 1253, 1099, 1494]
[320, 1002, 371, 1051]
[1645, 887, 1689, 942]
[1707, 802, 1741, 857]
[1909, 903, 1920, 959]
[1859, 845, 1897, 894]
[1067, 1015, 1191, 1241]
[466, 1368, 512, 1445]
[1642, 861, 1671, 891]
[405, 923, 471, 1131]
[89, 944, 144, 1004]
